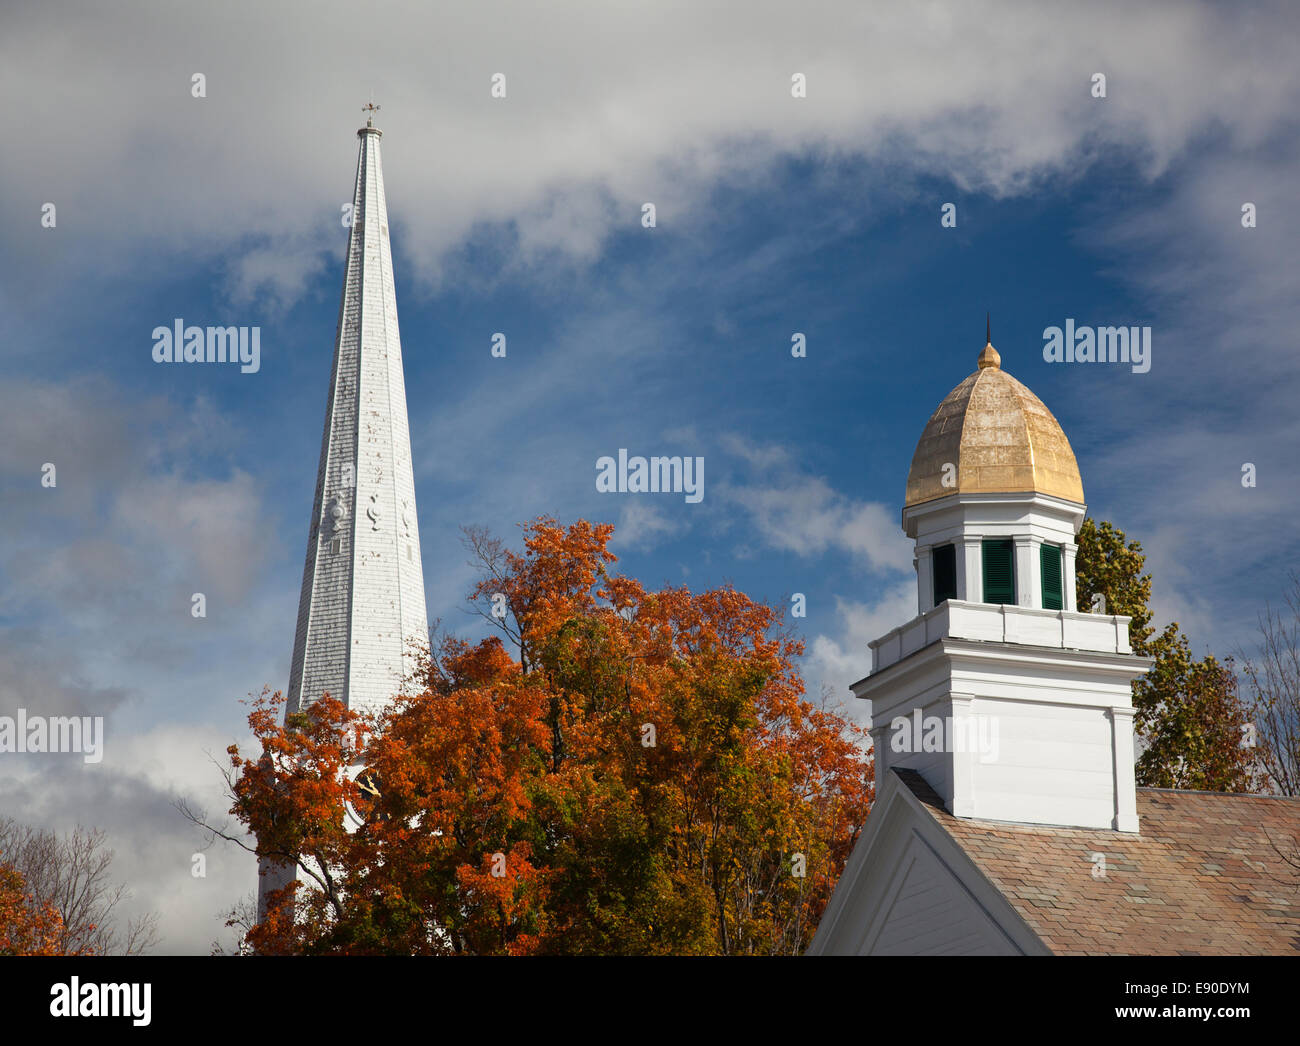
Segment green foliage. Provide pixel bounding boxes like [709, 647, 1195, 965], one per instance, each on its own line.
[1076, 517, 1256, 792]
[1074, 519, 1156, 653]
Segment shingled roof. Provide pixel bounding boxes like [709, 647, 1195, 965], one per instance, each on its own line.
[896, 768, 1300, 955]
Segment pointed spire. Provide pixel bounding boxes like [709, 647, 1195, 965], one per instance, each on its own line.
[977, 313, 1001, 370]
[285, 116, 428, 719]
[265, 107, 429, 923]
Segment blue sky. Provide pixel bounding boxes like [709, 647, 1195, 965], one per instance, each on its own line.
[2, 0, 1298, 952]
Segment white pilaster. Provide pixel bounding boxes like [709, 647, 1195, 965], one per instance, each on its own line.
[869, 725, 890, 781]
[1013, 535, 1035, 608]
[1109, 706, 1140, 832]
[948, 692, 977, 817]
[916, 546, 934, 614]
[1063, 541, 1079, 613]
[958, 536, 981, 602]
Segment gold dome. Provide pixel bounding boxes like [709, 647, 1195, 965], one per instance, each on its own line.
[904, 341, 1084, 509]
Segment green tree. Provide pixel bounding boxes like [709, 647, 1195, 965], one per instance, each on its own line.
[1075, 518, 1256, 792]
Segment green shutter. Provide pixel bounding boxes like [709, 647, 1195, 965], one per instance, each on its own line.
[982, 539, 1014, 605]
[932, 544, 957, 606]
[1041, 543, 1063, 610]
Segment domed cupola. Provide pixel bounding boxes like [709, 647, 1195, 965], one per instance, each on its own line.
[905, 338, 1083, 509]
[821, 321, 1149, 844]
[901, 326, 1086, 616]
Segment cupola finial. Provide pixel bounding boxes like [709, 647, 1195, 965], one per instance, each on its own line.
[977, 313, 1000, 370]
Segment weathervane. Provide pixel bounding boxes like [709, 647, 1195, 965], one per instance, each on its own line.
[362, 98, 380, 127]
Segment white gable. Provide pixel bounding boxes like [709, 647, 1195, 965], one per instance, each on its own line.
[809, 770, 1049, 956]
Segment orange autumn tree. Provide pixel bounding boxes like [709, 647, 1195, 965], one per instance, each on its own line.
[0, 859, 65, 956]
[223, 518, 873, 955]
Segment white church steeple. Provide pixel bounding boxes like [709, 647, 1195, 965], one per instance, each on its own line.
[857, 331, 1152, 832]
[285, 107, 429, 719]
[260, 108, 429, 921]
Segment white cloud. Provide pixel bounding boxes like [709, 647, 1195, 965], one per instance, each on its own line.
[225, 237, 332, 312]
[805, 584, 918, 721]
[720, 435, 912, 573]
[612, 501, 682, 552]
[2, 721, 259, 955]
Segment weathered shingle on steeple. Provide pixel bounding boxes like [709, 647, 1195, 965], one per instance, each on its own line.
[286, 111, 429, 718]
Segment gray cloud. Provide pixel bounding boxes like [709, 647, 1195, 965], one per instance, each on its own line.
[4, 1, 1298, 309]
[0, 375, 281, 951]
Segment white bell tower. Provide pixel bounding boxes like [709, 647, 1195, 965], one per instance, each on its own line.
[857, 330, 1151, 832]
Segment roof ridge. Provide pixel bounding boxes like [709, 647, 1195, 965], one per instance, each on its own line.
[1140, 786, 1300, 801]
